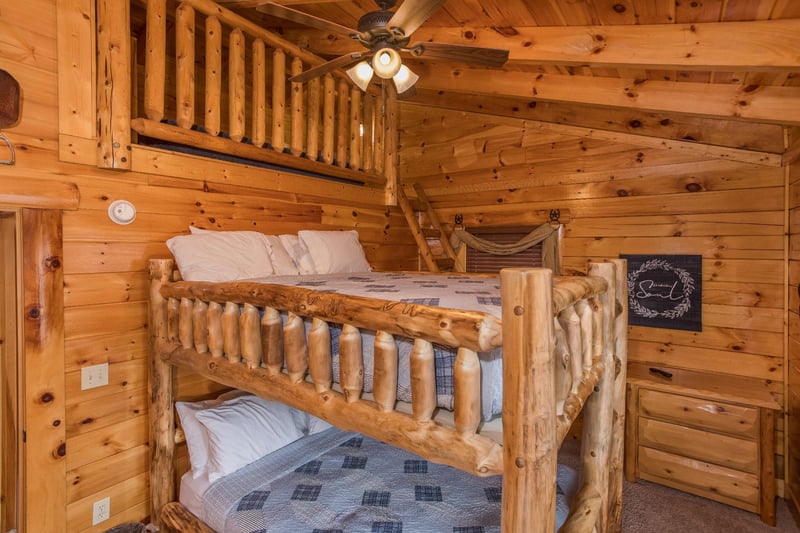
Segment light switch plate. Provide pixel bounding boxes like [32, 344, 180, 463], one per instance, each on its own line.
[81, 363, 109, 390]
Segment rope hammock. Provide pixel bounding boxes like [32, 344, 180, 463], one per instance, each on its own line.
[449, 223, 561, 274]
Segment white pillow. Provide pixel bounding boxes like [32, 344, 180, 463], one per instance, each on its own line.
[195, 395, 306, 482]
[264, 235, 300, 275]
[188, 227, 300, 276]
[176, 399, 218, 480]
[175, 389, 251, 479]
[298, 230, 372, 274]
[278, 234, 317, 274]
[167, 231, 274, 281]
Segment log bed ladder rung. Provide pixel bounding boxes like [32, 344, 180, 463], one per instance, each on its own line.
[397, 183, 461, 272]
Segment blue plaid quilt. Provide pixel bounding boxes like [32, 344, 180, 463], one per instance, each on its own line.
[202, 427, 577, 532]
[247, 273, 505, 419]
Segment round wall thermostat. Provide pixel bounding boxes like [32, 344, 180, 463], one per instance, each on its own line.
[108, 199, 137, 225]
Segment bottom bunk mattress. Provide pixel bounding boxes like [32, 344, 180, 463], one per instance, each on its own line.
[181, 427, 578, 532]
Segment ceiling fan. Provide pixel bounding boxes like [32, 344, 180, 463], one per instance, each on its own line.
[258, 0, 509, 94]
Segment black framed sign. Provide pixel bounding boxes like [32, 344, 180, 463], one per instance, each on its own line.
[620, 254, 702, 331]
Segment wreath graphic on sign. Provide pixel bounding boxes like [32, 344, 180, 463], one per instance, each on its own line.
[627, 259, 695, 319]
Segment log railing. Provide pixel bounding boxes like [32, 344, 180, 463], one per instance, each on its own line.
[100, 0, 396, 193]
[149, 259, 626, 532]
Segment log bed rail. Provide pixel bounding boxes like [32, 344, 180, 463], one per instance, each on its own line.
[148, 259, 628, 533]
[100, 0, 396, 194]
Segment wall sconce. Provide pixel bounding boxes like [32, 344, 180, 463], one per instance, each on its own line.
[346, 47, 419, 94]
[0, 69, 21, 165]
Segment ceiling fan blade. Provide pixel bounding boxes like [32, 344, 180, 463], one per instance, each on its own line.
[387, 0, 447, 37]
[257, 2, 358, 38]
[289, 52, 365, 84]
[410, 42, 509, 68]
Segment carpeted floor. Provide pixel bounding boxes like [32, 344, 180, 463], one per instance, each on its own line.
[559, 439, 798, 532]
[622, 477, 798, 532]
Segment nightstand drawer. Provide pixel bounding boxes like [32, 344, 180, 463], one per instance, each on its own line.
[639, 388, 758, 438]
[638, 446, 759, 511]
[638, 417, 758, 473]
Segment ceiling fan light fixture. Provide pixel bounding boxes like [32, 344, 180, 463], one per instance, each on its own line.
[392, 64, 419, 94]
[347, 61, 374, 91]
[372, 47, 402, 79]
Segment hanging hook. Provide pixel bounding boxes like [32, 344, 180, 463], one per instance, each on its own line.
[0, 132, 15, 165]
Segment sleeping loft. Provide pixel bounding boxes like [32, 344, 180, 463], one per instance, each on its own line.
[0, 1, 798, 532]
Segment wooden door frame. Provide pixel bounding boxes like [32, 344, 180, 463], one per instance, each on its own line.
[1, 176, 77, 532]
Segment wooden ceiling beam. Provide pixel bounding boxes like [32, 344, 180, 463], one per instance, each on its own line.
[410, 66, 800, 125]
[281, 19, 800, 71]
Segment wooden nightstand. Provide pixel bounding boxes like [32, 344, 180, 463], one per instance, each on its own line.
[625, 363, 781, 525]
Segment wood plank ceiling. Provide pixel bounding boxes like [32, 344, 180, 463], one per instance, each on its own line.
[210, 0, 800, 127]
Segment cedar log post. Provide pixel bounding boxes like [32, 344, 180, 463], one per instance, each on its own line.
[149, 259, 176, 528]
[500, 268, 557, 532]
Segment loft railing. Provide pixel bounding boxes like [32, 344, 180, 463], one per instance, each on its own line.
[97, 0, 397, 195]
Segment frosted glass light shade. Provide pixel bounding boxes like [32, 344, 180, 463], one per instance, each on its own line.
[392, 65, 419, 94]
[372, 47, 402, 79]
[347, 61, 374, 91]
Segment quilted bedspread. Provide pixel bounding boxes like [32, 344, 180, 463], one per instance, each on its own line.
[202, 427, 577, 533]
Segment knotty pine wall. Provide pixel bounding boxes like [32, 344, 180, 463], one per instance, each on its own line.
[0, 1, 415, 531]
[399, 103, 788, 486]
[788, 156, 800, 514]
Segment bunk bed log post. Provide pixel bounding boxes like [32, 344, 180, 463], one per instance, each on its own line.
[575, 300, 593, 369]
[143, 0, 166, 122]
[167, 297, 180, 343]
[453, 347, 481, 435]
[308, 318, 333, 392]
[192, 299, 209, 353]
[373, 330, 398, 412]
[339, 324, 364, 402]
[582, 261, 619, 532]
[178, 297, 194, 348]
[553, 321, 573, 403]
[222, 301, 241, 362]
[410, 338, 437, 422]
[240, 303, 263, 369]
[284, 312, 309, 383]
[500, 268, 557, 533]
[148, 259, 176, 528]
[261, 306, 283, 373]
[207, 301, 224, 357]
[607, 258, 629, 532]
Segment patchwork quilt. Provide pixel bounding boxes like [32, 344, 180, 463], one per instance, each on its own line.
[202, 427, 577, 533]
[247, 273, 505, 419]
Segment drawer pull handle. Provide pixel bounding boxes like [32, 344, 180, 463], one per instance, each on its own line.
[648, 367, 673, 379]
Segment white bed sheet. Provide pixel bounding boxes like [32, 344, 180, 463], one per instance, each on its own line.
[179, 470, 212, 518]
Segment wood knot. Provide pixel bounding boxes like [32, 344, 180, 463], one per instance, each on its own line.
[56, 443, 67, 458]
[45, 256, 62, 270]
[27, 306, 41, 319]
[514, 306, 524, 316]
[515, 457, 525, 468]
[41, 392, 54, 403]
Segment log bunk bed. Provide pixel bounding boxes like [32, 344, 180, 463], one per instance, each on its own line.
[132, 0, 630, 531]
[148, 257, 629, 532]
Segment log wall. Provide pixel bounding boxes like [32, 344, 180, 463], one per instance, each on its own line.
[788, 154, 800, 513]
[398, 103, 788, 488]
[0, 1, 415, 531]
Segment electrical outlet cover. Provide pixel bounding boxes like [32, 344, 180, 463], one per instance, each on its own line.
[92, 496, 110, 525]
